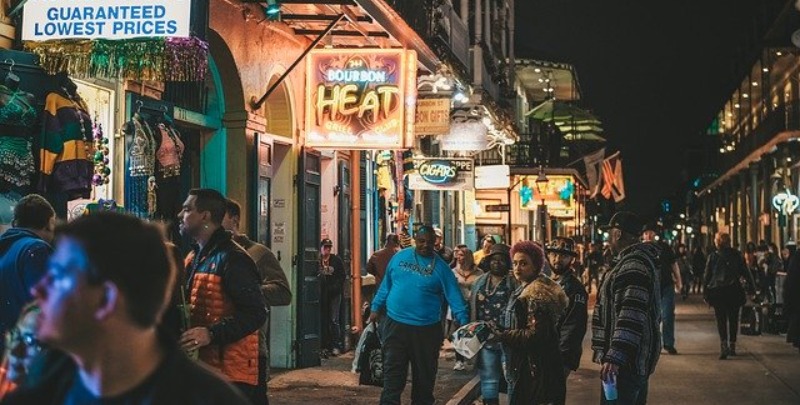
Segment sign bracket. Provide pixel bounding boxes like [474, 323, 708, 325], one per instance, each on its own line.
[250, 14, 345, 111]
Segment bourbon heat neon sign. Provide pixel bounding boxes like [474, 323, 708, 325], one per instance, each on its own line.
[305, 49, 417, 149]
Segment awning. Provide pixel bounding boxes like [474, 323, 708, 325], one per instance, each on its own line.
[245, 0, 441, 71]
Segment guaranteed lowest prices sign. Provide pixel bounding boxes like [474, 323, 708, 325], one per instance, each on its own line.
[22, 0, 191, 41]
[408, 158, 474, 191]
[306, 49, 418, 149]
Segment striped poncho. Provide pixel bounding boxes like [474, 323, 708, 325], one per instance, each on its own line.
[591, 242, 662, 376]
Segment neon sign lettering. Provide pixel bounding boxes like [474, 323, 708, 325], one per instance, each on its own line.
[315, 84, 400, 123]
[305, 49, 416, 149]
[325, 69, 388, 83]
[419, 160, 458, 184]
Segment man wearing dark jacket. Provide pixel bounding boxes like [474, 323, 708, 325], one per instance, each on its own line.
[320, 238, 346, 357]
[179, 189, 267, 403]
[3, 212, 250, 404]
[223, 199, 292, 404]
[546, 237, 588, 379]
[0, 194, 55, 354]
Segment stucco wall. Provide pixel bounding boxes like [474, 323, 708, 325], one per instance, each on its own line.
[209, 0, 311, 368]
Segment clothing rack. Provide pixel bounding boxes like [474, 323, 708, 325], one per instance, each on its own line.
[129, 94, 175, 120]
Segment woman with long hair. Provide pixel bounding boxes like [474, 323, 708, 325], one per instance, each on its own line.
[495, 241, 567, 404]
[704, 232, 757, 359]
[451, 246, 483, 371]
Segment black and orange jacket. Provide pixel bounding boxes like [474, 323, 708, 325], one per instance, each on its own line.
[185, 228, 266, 386]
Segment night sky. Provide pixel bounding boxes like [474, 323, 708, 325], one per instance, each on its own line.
[517, 0, 764, 217]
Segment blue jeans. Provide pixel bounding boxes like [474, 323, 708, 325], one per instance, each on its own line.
[478, 346, 503, 400]
[660, 286, 675, 347]
[600, 368, 649, 405]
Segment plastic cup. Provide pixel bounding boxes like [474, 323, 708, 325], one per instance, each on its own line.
[602, 373, 618, 401]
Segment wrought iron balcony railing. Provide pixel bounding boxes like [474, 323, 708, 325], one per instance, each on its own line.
[718, 101, 800, 175]
[387, 0, 472, 76]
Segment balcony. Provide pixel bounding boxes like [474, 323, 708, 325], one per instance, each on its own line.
[387, 0, 471, 75]
[718, 101, 800, 174]
[472, 45, 501, 102]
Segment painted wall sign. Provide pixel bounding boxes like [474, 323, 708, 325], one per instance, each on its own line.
[305, 49, 417, 149]
[414, 98, 451, 136]
[475, 165, 510, 189]
[22, 0, 192, 41]
[408, 158, 474, 191]
[440, 122, 488, 151]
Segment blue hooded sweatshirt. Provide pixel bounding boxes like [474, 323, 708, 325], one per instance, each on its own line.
[0, 228, 52, 353]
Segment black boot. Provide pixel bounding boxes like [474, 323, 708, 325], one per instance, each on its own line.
[729, 342, 737, 356]
[719, 342, 728, 360]
[483, 400, 500, 405]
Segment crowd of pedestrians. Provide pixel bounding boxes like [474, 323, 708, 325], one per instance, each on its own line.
[0, 190, 292, 404]
[1, 190, 800, 405]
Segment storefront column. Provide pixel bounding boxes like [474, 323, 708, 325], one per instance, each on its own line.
[763, 159, 774, 242]
[750, 163, 760, 243]
[738, 172, 748, 248]
[217, 110, 263, 224]
[730, 181, 739, 247]
[474, 0, 482, 43]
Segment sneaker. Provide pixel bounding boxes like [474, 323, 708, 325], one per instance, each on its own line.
[664, 346, 678, 355]
[332, 348, 341, 356]
[453, 361, 465, 371]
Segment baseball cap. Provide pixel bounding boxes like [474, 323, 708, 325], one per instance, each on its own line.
[545, 237, 578, 257]
[320, 238, 333, 247]
[641, 221, 661, 233]
[600, 211, 643, 236]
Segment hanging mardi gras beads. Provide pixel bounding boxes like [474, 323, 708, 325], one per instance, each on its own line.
[91, 121, 111, 186]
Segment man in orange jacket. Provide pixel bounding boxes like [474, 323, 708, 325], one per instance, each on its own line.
[179, 189, 267, 404]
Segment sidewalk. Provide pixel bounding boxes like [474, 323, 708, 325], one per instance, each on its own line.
[268, 340, 476, 404]
[474, 294, 800, 404]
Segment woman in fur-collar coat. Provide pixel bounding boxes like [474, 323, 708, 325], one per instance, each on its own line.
[496, 241, 568, 405]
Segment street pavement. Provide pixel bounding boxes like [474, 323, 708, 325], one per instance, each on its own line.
[479, 294, 800, 405]
[268, 339, 474, 404]
[268, 294, 800, 404]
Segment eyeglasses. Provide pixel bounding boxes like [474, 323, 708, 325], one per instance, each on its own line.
[7, 329, 43, 353]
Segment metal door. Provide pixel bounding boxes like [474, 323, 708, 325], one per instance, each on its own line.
[297, 150, 322, 367]
[337, 159, 352, 350]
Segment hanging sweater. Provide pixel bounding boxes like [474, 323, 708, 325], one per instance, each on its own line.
[38, 92, 93, 195]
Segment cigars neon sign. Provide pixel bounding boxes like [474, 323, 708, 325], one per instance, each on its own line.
[305, 49, 417, 149]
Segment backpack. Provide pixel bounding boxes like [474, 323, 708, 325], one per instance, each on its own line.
[658, 243, 675, 291]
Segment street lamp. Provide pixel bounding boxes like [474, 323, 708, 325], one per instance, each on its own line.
[535, 166, 549, 245]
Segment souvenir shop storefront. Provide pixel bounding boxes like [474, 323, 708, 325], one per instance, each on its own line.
[0, 0, 215, 236]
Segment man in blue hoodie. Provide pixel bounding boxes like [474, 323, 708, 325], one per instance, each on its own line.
[369, 225, 468, 405]
[0, 194, 55, 353]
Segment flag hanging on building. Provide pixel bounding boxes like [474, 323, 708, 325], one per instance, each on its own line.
[583, 147, 605, 199]
[601, 151, 625, 202]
